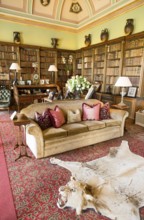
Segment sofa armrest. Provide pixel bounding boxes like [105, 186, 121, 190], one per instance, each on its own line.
[110, 108, 129, 121]
[26, 120, 44, 158]
[110, 108, 129, 136]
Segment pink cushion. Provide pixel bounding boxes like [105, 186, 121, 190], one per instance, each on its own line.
[48, 106, 65, 128]
[82, 103, 101, 121]
[34, 109, 52, 130]
[100, 102, 111, 120]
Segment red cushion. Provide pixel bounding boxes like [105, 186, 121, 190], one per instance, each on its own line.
[82, 103, 101, 121]
[34, 109, 52, 130]
[100, 102, 111, 120]
[48, 106, 65, 128]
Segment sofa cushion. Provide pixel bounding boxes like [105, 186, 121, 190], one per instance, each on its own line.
[103, 119, 121, 127]
[48, 105, 66, 128]
[34, 109, 52, 130]
[81, 120, 105, 131]
[62, 123, 88, 135]
[100, 102, 111, 120]
[82, 103, 101, 121]
[67, 109, 81, 124]
[43, 127, 67, 139]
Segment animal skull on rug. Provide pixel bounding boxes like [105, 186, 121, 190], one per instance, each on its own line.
[50, 140, 144, 220]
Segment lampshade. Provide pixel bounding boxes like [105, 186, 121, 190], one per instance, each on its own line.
[115, 77, 132, 87]
[48, 65, 58, 72]
[10, 63, 21, 71]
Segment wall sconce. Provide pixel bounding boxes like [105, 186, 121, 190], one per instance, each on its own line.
[10, 63, 21, 85]
[48, 65, 58, 83]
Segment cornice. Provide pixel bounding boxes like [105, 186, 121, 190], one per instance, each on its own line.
[0, 0, 143, 33]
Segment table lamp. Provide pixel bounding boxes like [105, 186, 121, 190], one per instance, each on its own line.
[115, 76, 132, 106]
[48, 65, 57, 83]
[10, 63, 21, 85]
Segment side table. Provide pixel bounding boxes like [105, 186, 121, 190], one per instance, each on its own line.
[111, 104, 129, 110]
[13, 117, 31, 161]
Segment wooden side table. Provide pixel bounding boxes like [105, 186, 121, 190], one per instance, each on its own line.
[13, 117, 31, 161]
[111, 104, 129, 110]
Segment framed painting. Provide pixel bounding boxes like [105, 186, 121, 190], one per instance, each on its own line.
[127, 87, 137, 97]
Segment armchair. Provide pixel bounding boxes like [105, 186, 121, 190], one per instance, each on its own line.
[0, 88, 11, 113]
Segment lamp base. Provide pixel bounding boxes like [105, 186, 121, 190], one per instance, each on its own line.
[117, 101, 127, 107]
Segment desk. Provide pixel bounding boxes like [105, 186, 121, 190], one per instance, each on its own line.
[13, 117, 31, 161]
[13, 84, 60, 112]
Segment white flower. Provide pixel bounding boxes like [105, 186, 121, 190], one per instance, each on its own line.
[66, 75, 91, 93]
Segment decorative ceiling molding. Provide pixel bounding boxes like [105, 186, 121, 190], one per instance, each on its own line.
[0, 0, 143, 32]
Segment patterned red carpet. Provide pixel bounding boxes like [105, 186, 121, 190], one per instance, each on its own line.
[0, 112, 144, 220]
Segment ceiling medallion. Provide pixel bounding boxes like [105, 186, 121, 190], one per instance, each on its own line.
[70, 2, 82, 14]
[40, 0, 50, 6]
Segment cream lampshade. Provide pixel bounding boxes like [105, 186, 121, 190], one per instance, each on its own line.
[48, 65, 58, 83]
[115, 76, 132, 106]
[10, 63, 21, 84]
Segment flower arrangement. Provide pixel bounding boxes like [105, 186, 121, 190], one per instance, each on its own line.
[66, 75, 91, 93]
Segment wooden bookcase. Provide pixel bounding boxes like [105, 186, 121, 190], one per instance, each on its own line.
[122, 33, 144, 97]
[0, 43, 19, 87]
[93, 43, 106, 92]
[105, 37, 124, 94]
[40, 48, 57, 83]
[57, 50, 75, 88]
[75, 49, 82, 76]
[83, 48, 93, 82]
[19, 46, 40, 83]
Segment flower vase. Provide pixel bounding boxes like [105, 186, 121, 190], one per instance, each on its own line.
[75, 91, 81, 99]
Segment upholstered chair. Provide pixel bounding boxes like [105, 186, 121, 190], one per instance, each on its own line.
[0, 89, 11, 113]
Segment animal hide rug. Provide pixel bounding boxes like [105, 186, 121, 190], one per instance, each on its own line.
[50, 140, 144, 220]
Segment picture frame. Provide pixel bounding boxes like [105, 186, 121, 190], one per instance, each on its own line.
[27, 80, 31, 85]
[45, 79, 49, 84]
[40, 79, 45, 85]
[127, 87, 137, 97]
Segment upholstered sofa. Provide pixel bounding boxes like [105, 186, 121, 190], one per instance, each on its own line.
[20, 99, 129, 159]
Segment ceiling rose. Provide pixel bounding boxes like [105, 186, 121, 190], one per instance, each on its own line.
[70, 2, 82, 14]
[40, 0, 50, 6]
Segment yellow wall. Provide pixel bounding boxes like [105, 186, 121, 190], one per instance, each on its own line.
[0, 5, 144, 50]
[0, 20, 77, 50]
[77, 5, 144, 48]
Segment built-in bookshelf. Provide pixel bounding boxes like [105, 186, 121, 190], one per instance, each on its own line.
[40, 48, 56, 82]
[93, 44, 106, 92]
[20, 46, 40, 82]
[105, 38, 124, 94]
[0, 44, 19, 86]
[123, 35, 144, 97]
[83, 48, 93, 82]
[57, 50, 75, 87]
[75, 50, 82, 76]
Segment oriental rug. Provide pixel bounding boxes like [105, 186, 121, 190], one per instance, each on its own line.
[0, 112, 144, 220]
